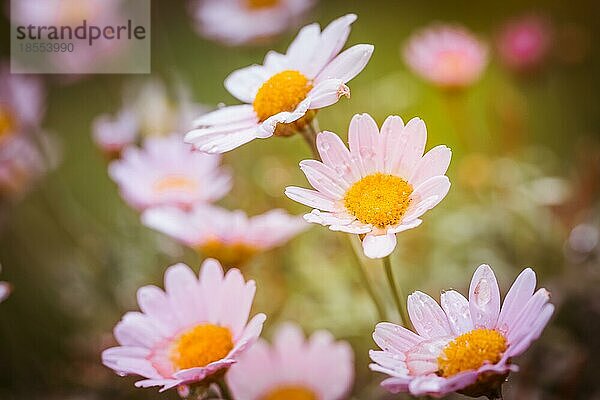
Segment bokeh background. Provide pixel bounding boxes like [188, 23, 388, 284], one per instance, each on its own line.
[0, 0, 599, 398]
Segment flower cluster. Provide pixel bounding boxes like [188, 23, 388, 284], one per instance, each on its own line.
[98, 11, 555, 400]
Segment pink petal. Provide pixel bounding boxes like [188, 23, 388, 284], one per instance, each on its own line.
[373, 322, 422, 353]
[409, 145, 452, 187]
[316, 131, 360, 185]
[285, 186, 337, 212]
[362, 232, 397, 259]
[440, 290, 473, 335]
[407, 291, 452, 338]
[299, 159, 349, 197]
[379, 115, 406, 174]
[316, 44, 374, 83]
[496, 268, 536, 333]
[469, 264, 501, 329]
[391, 117, 427, 179]
[348, 113, 380, 176]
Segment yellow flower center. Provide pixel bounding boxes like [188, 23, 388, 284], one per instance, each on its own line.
[437, 329, 507, 378]
[261, 386, 317, 400]
[253, 70, 313, 122]
[170, 324, 233, 370]
[344, 173, 413, 228]
[0, 105, 15, 141]
[246, 0, 280, 9]
[153, 175, 198, 194]
[198, 240, 258, 267]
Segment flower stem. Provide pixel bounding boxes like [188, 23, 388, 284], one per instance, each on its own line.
[346, 235, 386, 321]
[299, 121, 321, 161]
[382, 256, 411, 328]
[216, 378, 233, 400]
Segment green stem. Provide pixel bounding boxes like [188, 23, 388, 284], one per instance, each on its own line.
[383, 256, 411, 328]
[216, 378, 233, 400]
[299, 121, 321, 161]
[346, 235, 386, 321]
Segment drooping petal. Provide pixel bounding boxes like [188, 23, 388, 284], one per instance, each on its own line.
[362, 232, 397, 259]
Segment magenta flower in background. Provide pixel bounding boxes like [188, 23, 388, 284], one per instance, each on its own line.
[286, 113, 451, 259]
[190, 0, 316, 46]
[370, 265, 554, 398]
[185, 14, 374, 153]
[403, 24, 489, 89]
[226, 322, 354, 400]
[102, 259, 266, 392]
[142, 205, 307, 266]
[497, 15, 553, 72]
[108, 134, 231, 211]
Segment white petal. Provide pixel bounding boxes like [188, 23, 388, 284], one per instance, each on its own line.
[307, 79, 350, 109]
[316, 44, 374, 83]
[362, 233, 397, 259]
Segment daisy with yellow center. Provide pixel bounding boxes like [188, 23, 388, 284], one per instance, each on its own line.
[403, 24, 489, 88]
[190, 0, 315, 46]
[370, 264, 554, 398]
[109, 134, 231, 211]
[285, 113, 451, 259]
[227, 322, 354, 400]
[185, 14, 373, 153]
[142, 205, 307, 267]
[102, 259, 267, 392]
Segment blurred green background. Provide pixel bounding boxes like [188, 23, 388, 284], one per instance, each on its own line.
[0, 0, 599, 398]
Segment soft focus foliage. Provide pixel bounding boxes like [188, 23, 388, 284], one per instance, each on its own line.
[0, 0, 598, 399]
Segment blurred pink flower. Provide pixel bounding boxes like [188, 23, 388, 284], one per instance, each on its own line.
[109, 134, 231, 211]
[190, 0, 315, 46]
[0, 65, 55, 200]
[185, 14, 374, 153]
[226, 322, 354, 400]
[92, 109, 138, 158]
[285, 113, 451, 259]
[142, 205, 307, 266]
[497, 15, 552, 72]
[403, 24, 488, 88]
[102, 259, 266, 392]
[370, 265, 554, 398]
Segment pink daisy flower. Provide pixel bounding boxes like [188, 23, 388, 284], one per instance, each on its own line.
[102, 259, 266, 392]
[190, 0, 315, 46]
[497, 15, 552, 72]
[370, 264, 554, 398]
[403, 24, 489, 88]
[108, 134, 231, 211]
[185, 14, 374, 153]
[285, 113, 451, 259]
[142, 205, 307, 267]
[92, 109, 138, 158]
[227, 322, 354, 400]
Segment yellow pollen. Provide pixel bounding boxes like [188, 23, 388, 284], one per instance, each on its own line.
[198, 240, 258, 267]
[261, 386, 317, 400]
[170, 324, 233, 370]
[246, 0, 280, 9]
[153, 175, 197, 194]
[343, 173, 413, 228]
[437, 329, 507, 378]
[0, 105, 15, 141]
[253, 70, 313, 122]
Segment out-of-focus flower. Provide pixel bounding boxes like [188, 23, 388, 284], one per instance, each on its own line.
[92, 109, 138, 159]
[285, 113, 451, 259]
[226, 322, 354, 400]
[10, 0, 126, 76]
[190, 0, 316, 46]
[370, 264, 554, 398]
[142, 205, 307, 266]
[403, 24, 488, 89]
[185, 14, 374, 153]
[102, 259, 266, 391]
[497, 15, 552, 72]
[0, 65, 54, 200]
[109, 134, 231, 211]
[0, 266, 11, 303]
